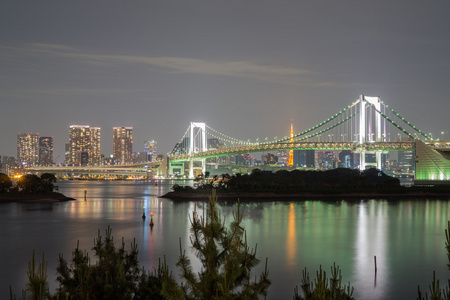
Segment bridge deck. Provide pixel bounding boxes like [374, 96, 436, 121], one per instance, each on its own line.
[170, 141, 415, 161]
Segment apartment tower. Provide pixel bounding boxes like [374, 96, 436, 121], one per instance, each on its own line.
[39, 136, 54, 166]
[113, 126, 133, 164]
[69, 125, 101, 166]
[17, 133, 39, 166]
[144, 140, 157, 162]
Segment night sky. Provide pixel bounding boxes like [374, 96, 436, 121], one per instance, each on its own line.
[1, 1, 449, 162]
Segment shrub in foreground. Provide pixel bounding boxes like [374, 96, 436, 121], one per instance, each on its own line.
[161, 189, 271, 299]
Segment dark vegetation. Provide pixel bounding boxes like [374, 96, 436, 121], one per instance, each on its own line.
[0, 173, 57, 195]
[161, 190, 271, 299]
[294, 264, 355, 300]
[417, 220, 450, 300]
[172, 168, 406, 195]
[11, 226, 165, 300]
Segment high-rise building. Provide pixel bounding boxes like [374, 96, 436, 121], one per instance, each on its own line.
[264, 153, 278, 165]
[64, 142, 70, 165]
[39, 137, 53, 166]
[144, 140, 157, 162]
[17, 133, 39, 166]
[315, 151, 336, 169]
[398, 150, 414, 175]
[113, 127, 133, 164]
[206, 138, 226, 164]
[235, 153, 253, 165]
[338, 150, 354, 169]
[69, 125, 101, 166]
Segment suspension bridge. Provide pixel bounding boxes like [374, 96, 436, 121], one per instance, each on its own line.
[28, 95, 450, 183]
[168, 95, 450, 181]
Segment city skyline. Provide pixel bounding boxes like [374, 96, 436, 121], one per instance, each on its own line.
[1, 2, 450, 162]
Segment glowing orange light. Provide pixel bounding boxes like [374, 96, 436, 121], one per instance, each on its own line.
[150, 212, 154, 216]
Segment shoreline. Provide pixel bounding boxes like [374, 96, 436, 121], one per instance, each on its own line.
[162, 191, 450, 201]
[0, 192, 76, 203]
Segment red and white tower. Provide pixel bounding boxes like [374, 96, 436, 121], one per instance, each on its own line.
[288, 119, 294, 166]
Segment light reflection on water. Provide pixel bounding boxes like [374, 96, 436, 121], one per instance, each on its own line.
[0, 180, 448, 300]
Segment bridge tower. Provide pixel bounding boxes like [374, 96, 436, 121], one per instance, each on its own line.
[189, 122, 207, 178]
[358, 95, 383, 170]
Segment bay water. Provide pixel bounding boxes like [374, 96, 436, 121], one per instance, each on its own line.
[1, 180, 449, 299]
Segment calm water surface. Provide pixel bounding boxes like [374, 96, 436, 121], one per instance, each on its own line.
[1, 180, 449, 299]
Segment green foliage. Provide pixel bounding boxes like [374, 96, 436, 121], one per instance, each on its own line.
[293, 264, 354, 300]
[0, 173, 12, 193]
[417, 271, 450, 300]
[26, 250, 49, 300]
[40, 174, 57, 183]
[176, 168, 403, 195]
[55, 226, 163, 299]
[17, 175, 54, 194]
[162, 189, 271, 299]
[417, 220, 450, 300]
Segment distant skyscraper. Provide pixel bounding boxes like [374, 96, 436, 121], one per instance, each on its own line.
[39, 137, 53, 166]
[235, 153, 253, 165]
[207, 138, 220, 150]
[338, 150, 353, 169]
[17, 133, 39, 166]
[315, 151, 335, 169]
[398, 150, 414, 174]
[304, 150, 315, 168]
[69, 125, 101, 166]
[113, 127, 133, 164]
[64, 142, 70, 165]
[264, 153, 278, 165]
[144, 140, 157, 162]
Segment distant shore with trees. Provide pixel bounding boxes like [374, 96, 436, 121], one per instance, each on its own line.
[0, 173, 74, 203]
[163, 168, 450, 200]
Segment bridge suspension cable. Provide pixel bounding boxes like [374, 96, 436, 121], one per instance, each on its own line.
[205, 124, 257, 145]
[378, 100, 433, 141]
[170, 126, 190, 155]
[362, 101, 417, 141]
[273, 100, 359, 143]
[292, 111, 359, 142]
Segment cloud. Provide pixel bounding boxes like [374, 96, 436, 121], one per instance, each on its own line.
[1, 43, 318, 86]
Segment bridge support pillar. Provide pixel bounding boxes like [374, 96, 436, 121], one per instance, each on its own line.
[189, 159, 193, 179]
[189, 158, 205, 179]
[359, 151, 383, 171]
[360, 151, 366, 170]
[376, 151, 382, 170]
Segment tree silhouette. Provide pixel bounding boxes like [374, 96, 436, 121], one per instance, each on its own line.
[0, 173, 12, 193]
[162, 190, 271, 299]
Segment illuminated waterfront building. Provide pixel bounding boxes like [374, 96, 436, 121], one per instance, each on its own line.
[69, 125, 101, 166]
[113, 126, 133, 164]
[17, 133, 39, 166]
[39, 137, 53, 166]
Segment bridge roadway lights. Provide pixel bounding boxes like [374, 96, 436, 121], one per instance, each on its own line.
[168, 142, 415, 163]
